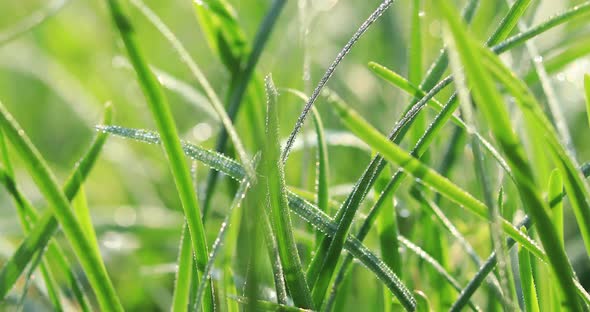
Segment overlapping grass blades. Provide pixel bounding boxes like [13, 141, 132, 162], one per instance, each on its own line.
[104, 1, 214, 310]
[0, 101, 122, 311]
[262, 76, 313, 308]
[327, 97, 545, 260]
[100, 125, 417, 311]
[281, 0, 395, 162]
[435, 1, 582, 309]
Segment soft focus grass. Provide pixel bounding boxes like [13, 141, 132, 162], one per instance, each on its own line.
[1, 0, 590, 311]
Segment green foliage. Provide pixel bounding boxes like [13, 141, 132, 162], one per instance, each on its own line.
[2, 1, 590, 311]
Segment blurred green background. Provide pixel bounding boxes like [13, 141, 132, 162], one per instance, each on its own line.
[1, 0, 590, 310]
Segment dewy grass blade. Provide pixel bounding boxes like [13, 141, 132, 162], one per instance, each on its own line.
[328, 98, 546, 260]
[367, 62, 513, 180]
[201, 0, 285, 221]
[129, 0, 251, 175]
[487, 0, 532, 46]
[281, 0, 395, 162]
[194, 178, 251, 311]
[435, 1, 581, 310]
[103, 125, 416, 311]
[312, 107, 330, 219]
[0, 102, 123, 311]
[263, 76, 313, 308]
[103, 1, 213, 310]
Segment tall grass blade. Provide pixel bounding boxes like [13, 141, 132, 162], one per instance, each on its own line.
[435, 1, 581, 309]
[327, 97, 545, 260]
[487, 0, 532, 46]
[171, 223, 193, 312]
[102, 125, 416, 310]
[130, 0, 251, 174]
[518, 227, 541, 312]
[0, 101, 123, 311]
[263, 76, 313, 308]
[281, 0, 394, 162]
[194, 178, 251, 311]
[0, 104, 111, 310]
[202, 0, 285, 220]
[480, 44, 590, 261]
[103, 1, 214, 310]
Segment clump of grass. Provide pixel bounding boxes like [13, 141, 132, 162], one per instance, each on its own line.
[2, 0, 590, 311]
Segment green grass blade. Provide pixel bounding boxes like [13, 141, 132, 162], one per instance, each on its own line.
[103, 2, 214, 310]
[328, 97, 545, 261]
[192, 0, 246, 72]
[194, 178, 251, 311]
[0, 104, 111, 311]
[435, 2, 581, 310]
[0, 102, 123, 311]
[103, 125, 416, 310]
[585, 74, 590, 127]
[202, 0, 285, 221]
[480, 44, 590, 261]
[453, 163, 590, 310]
[171, 223, 193, 312]
[263, 76, 313, 308]
[367, 62, 513, 180]
[71, 179, 100, 260]
[1, 130, 64, 311]
[129, 0, 251, 174]
[492, 2, 590, 54]
[312, 107, 330, 219]
[518, 227, 541, 312]
[281, 0, 394, 162]
[549, 169, 564, 244]
[398, 236, 480, 312]
[487, 0, 532, 46]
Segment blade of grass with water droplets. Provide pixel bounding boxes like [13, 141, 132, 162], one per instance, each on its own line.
[0, 101, 122, 311]
[104, 2, 215, 309]
[194, 178, 251, 311]
[102, 125, 416, 310]
[328, 96, 546, 260]
[281, 0, 394, 162]
[201, 0, 285, 220]
[487, 0, 532, 46]
[435, 1, 581, 309]
[129, 0, 251, 176]
[263, 76, 313, 308]
[367, 62, 513, 180]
